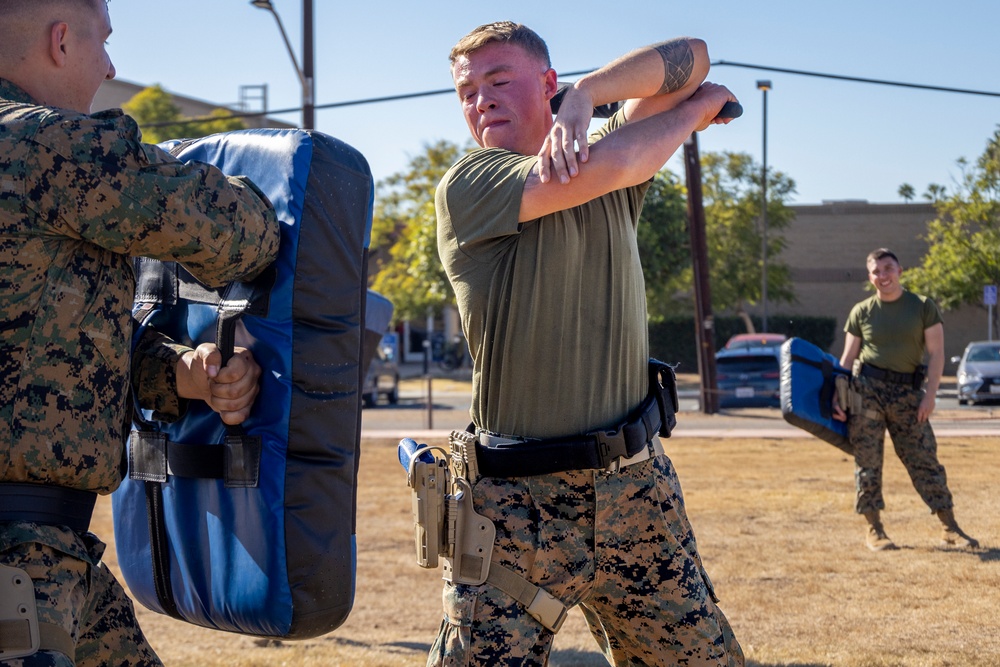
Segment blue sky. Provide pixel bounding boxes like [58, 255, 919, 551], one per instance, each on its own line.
[104, 0, 1000, 205]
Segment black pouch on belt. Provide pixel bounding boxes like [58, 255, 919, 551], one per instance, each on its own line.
[648, 359, 679, 438]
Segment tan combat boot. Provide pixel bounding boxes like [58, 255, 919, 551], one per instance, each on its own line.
[863, 510, 896, 551]
[936, 509, 979, 549]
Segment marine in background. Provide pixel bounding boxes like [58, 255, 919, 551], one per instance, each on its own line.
[833, 248, 978, 552]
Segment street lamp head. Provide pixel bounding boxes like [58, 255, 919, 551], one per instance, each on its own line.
[251, 0, 274, 11]
[756, 80, 772, 91]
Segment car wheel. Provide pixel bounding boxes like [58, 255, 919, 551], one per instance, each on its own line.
[362, 392, 375, 408]
[387, 381, 399, 405]
[958, 398, 968, 406]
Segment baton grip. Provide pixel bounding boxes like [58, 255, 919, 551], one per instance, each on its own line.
[398, 438, 435, 471]
[716, 101, 743, 120]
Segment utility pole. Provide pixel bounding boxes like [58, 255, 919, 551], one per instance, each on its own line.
[683, 133, 719, 414]
[757, 80, 772, 332]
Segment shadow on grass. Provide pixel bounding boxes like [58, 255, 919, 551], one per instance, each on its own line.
[383, 640, 431, 653]
[549, 647, 607, 666]
[976, 546, 1000, 562]
[548, 650, 834, 667]
[715, 409, 783, 420]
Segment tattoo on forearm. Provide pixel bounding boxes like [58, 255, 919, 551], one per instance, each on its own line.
[654, 39, 694, 95]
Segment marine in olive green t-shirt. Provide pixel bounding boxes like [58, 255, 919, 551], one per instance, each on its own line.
[436, 111, 651, 439]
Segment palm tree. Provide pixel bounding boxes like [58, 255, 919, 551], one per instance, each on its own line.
[923, 183, 947, 203]
[897, 183, 915, 203]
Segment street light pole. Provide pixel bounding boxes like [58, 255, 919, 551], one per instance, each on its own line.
[757, 80, 771, 333]
[251, 0, 314, 129]
[302, 0, 314, 129]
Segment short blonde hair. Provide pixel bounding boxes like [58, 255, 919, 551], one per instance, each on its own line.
[449, 21, 550, 68]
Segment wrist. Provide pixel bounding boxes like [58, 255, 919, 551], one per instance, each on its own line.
[569, 79, 598, 110]
[174, 349, 205, 401]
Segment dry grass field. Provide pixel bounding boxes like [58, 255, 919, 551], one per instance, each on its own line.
[93, 433, 1000, 667]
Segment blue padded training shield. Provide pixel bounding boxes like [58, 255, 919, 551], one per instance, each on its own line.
[112, 129, 373, 639]
[779, 337, 853, 455]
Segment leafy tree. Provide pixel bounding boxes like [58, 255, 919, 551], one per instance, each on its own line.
[369, 140, 468, 322]
[906, 127, 1000, 334]
[123, 84, 245, 144]
[898, 183, 916, 203]
[637, 171, 691, 320]
[194, 108, 247, 136]
[699, 151, 796, 332]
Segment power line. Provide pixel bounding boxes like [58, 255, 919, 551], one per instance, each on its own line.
[149, 70, 596, 128]
[147, 63, 999, 129]
[713, 60, 1000, 98]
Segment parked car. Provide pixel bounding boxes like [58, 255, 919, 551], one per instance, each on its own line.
[715, 337, 783, 408]
[362, 342, 400, 408]
[722, 332, 787, 351]
[953, 340, 1000, 405]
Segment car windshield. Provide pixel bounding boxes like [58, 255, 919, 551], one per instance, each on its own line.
[967, 345, 1000, 362]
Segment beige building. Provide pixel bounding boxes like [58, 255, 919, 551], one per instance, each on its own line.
[750, 200, 989, 363]
[93, 78, 294, 130]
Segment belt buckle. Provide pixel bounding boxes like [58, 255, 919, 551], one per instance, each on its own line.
[595, 429, 628, 472]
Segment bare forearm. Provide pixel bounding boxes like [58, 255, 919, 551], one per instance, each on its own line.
[923, 323, 945, 395]
[523, 92, 721, 221]
[840, 333, 862, 369]
[572, 38, 707, 110]
[585, 102, 704, 184]
[925, 350, 944, 395]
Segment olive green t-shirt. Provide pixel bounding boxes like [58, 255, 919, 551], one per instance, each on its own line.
[436, 113, 650, 439]
[844, 290, 943, 373]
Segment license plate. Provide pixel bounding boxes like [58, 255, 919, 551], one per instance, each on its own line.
[990, 385, 1000, 394]
[735, 387, 755, 398]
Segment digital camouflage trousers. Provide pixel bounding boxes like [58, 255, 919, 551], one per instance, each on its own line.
[0, 522, 162, 667]
[849, 375, 953, 515]
[427, 445, 744, 667]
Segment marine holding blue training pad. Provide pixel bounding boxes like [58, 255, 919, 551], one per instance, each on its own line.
[112, 129, 374, 639]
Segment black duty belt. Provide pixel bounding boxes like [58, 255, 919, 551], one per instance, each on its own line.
[0, 483, 98, 533]
[475, 395, 661, 477]
[859, 363, 923, 387]
[474, 359, 679, 478]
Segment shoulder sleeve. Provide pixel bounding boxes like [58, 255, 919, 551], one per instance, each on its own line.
[436, 149, 534, 261]
[845, 301, 865, 336]
[921, 295, 944, 329]
[587, 108, 628, 145]
[26, 110, 279, 287]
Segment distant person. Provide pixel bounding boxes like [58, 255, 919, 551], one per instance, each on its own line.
[833, 249, 978, 552]
[433, 21, 743, 666]
[0, 0, 279, 664]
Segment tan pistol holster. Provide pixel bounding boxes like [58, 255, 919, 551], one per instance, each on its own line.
[846, 361, 880, 420]
[404, 431, 569, 633]
[0, 564, 75, 660]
